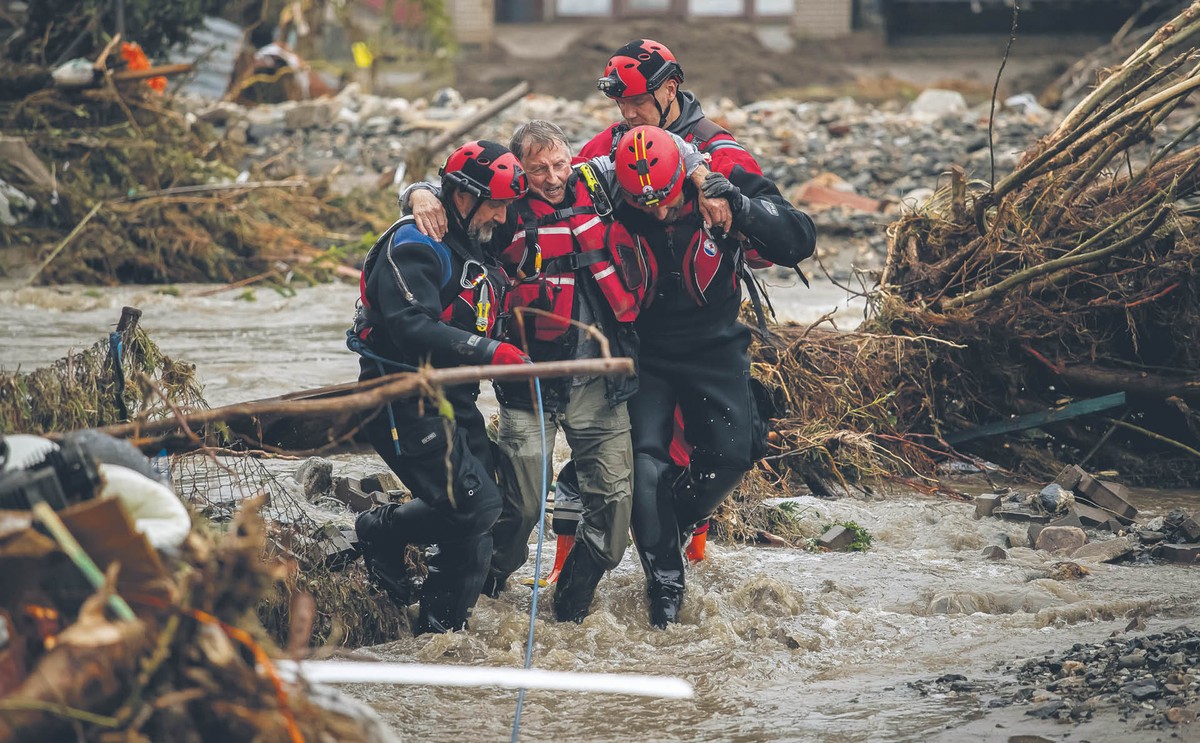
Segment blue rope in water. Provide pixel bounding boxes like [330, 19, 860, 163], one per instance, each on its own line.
[511, 375, 548, 743]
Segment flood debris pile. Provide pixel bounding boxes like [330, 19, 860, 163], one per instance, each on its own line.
[0, 75, 390, 286]
[876, 4, 1200, 484]
[0, 494, 393, 742]
[0, 307, 203, 435]
[752, 4, 1200, 492]
[0, 309, 408, 652]
[172, 450, 410, 649]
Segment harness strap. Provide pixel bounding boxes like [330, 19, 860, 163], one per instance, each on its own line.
[794, 265, 811, 288]
[541, 250, 606, 275]
[739, 261, 775, 340]
[689, 118, 733, 150]
[516, 199, 541, 275]
[537, 205, 597, 225]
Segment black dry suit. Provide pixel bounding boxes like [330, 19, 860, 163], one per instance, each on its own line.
[617, 168, 816, 627]
[350, 211, 508, 634]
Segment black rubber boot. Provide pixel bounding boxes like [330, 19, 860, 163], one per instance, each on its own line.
[356, 506, 414, 608]
[647, 580, 683, 629]
[481, 573, 507, 599]
[414, 559, 464, 636]
[552, 544, 607, 623]
[630, 455, 687, 630]
[413, 601, 456, 636]
[362, 547, 413, 607]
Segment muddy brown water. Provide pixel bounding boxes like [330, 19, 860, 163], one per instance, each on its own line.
[3, 278, 1199, 742]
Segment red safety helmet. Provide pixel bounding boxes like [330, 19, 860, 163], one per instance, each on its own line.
[614, 126, 685, 208]
[440, 140, 528, 201]
[597, 39, 684, 99]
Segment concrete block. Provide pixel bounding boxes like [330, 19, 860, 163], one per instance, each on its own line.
[1048, 512, 1084, 530]
[1155, 543, 1200, 564]
[361, 472, 402, 494]
[1137, 530, 1166, 544]
[1070, 502, 1113, 528]
[1028, 523, 1045, 548]
[1180, 515, 1200, 542]
[982, 545, 1008, 560]
[1075, 474, 1137, 524]
[307, 524, 357, 570]
[818, 525, 855, 551]
[332, 477, 378, 513]
[996, 509, 1051, 524]
[975, 493, 1003, 519]
[1054, 464, 1085, 491]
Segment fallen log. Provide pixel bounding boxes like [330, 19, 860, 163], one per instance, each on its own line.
[96, 357, 635, 453]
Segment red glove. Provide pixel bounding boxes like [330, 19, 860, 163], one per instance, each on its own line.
[491, 342, 530, 366]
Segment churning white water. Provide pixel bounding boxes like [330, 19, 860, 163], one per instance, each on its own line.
[4, 276, 1198, 742]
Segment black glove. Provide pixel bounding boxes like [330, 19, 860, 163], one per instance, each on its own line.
[701, 172, 748, 216]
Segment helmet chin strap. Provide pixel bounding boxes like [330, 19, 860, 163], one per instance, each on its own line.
[654, 89, 675, 129]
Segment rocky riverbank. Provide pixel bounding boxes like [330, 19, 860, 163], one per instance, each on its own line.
[176, 80, 1200, 278]
[912, 625, 1200, 735]
[176, 85, 1060, 276]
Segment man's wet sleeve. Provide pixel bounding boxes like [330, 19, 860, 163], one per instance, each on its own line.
[729, 167, 816, 266]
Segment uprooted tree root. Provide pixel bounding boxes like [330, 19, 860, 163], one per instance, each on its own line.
[731, 4, 1200, 498]
[1, 85, 393, 285]
[878, 4, 1200, 485]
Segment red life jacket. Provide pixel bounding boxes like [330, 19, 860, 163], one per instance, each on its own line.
[502, 174, 653, 343]
[639, 201, 742, 311]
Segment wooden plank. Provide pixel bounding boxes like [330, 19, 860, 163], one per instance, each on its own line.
[945, 392, 1126, 445]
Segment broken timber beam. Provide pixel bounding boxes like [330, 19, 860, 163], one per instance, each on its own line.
[945, 392, 1127, 445]
[404, 80, 530, 182]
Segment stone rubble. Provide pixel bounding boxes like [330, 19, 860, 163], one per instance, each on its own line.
[178, 83, 1200, 276]
[911, 627, 1200, 731]
[179, 85, 1191, 276]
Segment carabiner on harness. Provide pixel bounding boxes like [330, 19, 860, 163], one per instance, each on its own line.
[460, 260, 491, 333]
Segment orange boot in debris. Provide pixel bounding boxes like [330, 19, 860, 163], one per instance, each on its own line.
[685, 520, 709, 563]
[546, 534, 575, 584]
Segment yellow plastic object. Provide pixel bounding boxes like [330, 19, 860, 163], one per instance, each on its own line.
[352, 42, 374, 69]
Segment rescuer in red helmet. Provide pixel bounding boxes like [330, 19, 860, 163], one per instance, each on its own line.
[582, 38, 783, 563]
[609, 126, 816, 628]
[350, 140, 530, 635]
[581, 39, 763, 183]
[400, 124, 709, 624]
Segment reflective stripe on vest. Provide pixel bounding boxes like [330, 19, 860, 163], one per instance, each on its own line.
[504, 178, 650, 341]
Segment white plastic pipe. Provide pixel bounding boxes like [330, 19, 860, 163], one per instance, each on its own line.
[275, 660, 694, 700]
